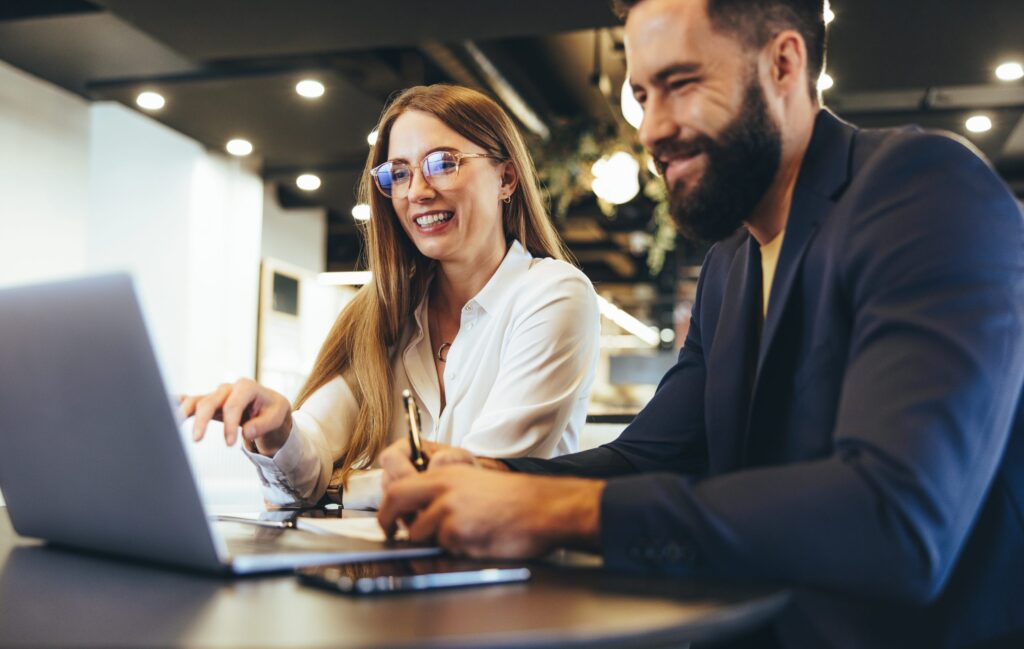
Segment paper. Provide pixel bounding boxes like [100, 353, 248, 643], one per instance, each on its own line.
[297, 516, 408, 542]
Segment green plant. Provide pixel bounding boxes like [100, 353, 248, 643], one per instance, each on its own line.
[530, 118, 677, 274]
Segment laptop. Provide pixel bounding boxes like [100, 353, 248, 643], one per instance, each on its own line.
[0, 274, 440, 574]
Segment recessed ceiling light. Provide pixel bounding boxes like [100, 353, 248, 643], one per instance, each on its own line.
[295, 79, 325, 99]
[824, 1, 835, 25]
[136, 91, 165, 111]
[296, 173, 321, 191]
[351, 203, 371, 221]
[965, 115, 993, 134]
[367, 130, 378, 146]
[225, 139, 253, 156]
[995, 62, 1024, 82]
[817, 72, 834, 92]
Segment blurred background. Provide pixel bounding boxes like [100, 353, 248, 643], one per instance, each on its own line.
[1, 0, 1022, 508]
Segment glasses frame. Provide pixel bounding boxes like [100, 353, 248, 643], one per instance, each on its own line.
[370, 150, 505, 199]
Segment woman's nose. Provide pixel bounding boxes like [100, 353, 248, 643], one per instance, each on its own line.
[406, 166, 436, 202]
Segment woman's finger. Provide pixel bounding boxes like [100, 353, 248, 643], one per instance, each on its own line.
[221, 381, 259, 446]
[178, 395, 200, 419]
[191, 384, 231, 442]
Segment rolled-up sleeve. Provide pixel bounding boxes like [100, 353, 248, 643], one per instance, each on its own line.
[241, 375, 358, 506]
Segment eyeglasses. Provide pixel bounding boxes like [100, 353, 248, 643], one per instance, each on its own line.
[370, 150, 504, 199]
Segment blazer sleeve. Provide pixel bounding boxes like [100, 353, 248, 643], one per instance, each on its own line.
[599, 135, 1024, 605]
[505, 260, 711, 478]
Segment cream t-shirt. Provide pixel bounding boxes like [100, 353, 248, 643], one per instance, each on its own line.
[760, 232, 785, 317]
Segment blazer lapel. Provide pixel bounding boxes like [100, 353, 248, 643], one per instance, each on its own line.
[705, 236, 763, 472]
[743, 110, 856, 461]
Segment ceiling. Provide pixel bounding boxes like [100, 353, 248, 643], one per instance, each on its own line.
[2, 0, 1022, 302]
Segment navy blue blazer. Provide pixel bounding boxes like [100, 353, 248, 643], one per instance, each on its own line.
[508, 111, 1024, 648]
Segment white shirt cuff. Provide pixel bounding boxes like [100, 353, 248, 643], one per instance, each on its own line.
[340, 469, 385, 510]
[241, 420, 320, 505]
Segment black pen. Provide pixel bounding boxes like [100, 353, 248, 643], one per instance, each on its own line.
[402, 389, 428, 472]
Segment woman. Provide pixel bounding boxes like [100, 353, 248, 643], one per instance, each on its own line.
[182, 84, 600, 508]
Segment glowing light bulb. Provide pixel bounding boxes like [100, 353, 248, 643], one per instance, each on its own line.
[136, 91, 165, 111]
[225, 139, 253, 156]
[965, 115, 992, 134]
[296, 173, 321, 191]
[295, 79, 325, 99]
[620, 80, 644, 129]
[995, 62, 1023, 82]
[591, 152, 641, 205]
[351, 203, 371, 221]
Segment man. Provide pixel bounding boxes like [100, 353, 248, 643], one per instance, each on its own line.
[378, 0, 1024, 646]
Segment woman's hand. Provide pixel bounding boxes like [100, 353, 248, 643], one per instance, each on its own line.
[178, 378, 293, 456]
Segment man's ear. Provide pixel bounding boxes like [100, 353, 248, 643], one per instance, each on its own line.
[766, 29, 810, 100]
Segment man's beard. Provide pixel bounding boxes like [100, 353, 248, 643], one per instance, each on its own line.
[654, 76, 782, 243]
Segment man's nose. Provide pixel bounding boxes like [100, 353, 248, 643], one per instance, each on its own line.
[638, 99, 680, 154]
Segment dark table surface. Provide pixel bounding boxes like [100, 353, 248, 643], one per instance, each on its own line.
[0, 507, 789, 648]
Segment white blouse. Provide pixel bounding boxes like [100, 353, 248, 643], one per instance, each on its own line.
[244, 240, 600, 508]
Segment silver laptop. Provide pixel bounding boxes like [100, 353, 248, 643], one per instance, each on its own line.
[0, 273, 439, 574]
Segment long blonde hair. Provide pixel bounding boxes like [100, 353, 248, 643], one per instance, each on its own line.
[294, 84, 571, 484]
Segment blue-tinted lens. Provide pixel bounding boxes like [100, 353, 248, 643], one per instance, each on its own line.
[375, 162, 413, 196]
[423, 151, 458, 178]
[375, 163, 395, 194]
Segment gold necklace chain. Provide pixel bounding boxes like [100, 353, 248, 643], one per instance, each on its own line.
[437, 342, 451, 363]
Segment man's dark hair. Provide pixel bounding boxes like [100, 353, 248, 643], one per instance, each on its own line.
[613, 0, 827, 100]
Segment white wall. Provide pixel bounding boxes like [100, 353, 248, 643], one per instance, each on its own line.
[0, 63, 280, 510]
[0, 60, 90, 287]
[261, 185, 327, 273]
[88, 102, 266, 510]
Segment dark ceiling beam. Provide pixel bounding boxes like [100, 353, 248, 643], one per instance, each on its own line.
[420, 41, 485, 92]
[84, 50, 401, 103]
[0, 0, 101, 21]
[94, 0, 619, 61]
[1002, 116, 1024, 158]
[263, 156, 368, 178]
[0, 11, 199, 96]
[829, 84, 1024, 116]
[85, 65, 332, 93]
[462, 41, 550, 140]
[419, 41, 551, 140]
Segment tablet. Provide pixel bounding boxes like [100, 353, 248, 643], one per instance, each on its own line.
[297, 558, 531, 595]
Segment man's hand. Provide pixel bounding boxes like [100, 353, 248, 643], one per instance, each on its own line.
[377, 464, 605, 559]
[379, 438, 508, 488]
